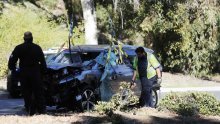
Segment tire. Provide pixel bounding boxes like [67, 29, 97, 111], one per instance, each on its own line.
[7, 72, 21, 98]
[8, 82, 21, 98]
[120, 89, 130, 105]
[81, 86, 96, 111]
[9, 90, 21, 98]
[152, 89, 158, 108]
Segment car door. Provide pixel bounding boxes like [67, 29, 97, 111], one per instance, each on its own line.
[107, 64, 141, 97]
[107, 47, 143, 97]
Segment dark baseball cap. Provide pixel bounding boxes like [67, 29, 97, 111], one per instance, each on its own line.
[135, 47, 146, 53]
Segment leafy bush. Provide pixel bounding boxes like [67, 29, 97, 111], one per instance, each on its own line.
[0, 1, 3, 11]
[94, 101, 114, 116]
[140, 1, 220, 77]
[0, 3, 68, 77]
[193, 92, 220, 115]
[177, 100, 199, 116]
[94, 82, 139, 115]
[159, 92, 220, 116]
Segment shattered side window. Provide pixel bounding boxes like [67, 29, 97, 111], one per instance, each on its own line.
[123, 48, 136, 65]
[80, 52, 101, 62]
[95, 51, 117, 81]
[45, 53, 56, 63]
[60, 53, 82, 64]
[53, 52, 63, 63]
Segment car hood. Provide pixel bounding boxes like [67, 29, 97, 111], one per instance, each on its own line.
[47, 62, 82, 70]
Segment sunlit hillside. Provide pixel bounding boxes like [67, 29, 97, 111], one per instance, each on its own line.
[0, 1, 68, 77]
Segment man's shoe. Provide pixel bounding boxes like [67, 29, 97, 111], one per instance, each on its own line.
[29, 107, 36, 116]
[38, 109, 46, 114]
[29, 111, 36, 116]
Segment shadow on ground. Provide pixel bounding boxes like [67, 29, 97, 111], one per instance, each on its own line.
[0, 105, 219, 124]
[72, 113, 220, 124]
[150, 116, 220, 124]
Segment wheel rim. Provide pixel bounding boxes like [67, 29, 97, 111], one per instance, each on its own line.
[81, 89, 95, 111]
[152, 90, 157, 107]
[120, 89, 129, 104]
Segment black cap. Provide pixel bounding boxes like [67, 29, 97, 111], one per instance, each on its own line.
[24, 31, 33, 39]
[135, 47, 145, 53]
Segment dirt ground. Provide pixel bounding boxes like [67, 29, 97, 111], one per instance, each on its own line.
[0, 73, 220, 124]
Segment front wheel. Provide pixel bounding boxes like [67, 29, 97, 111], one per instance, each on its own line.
[81, 86, 96, 111]
[152, 89, 158, 108]
[9, 90, 21, 98]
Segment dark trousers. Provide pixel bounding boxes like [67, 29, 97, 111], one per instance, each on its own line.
[139, 76, 153, 107]
[20, 68, 45, 114]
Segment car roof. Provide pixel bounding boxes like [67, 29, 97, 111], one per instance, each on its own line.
[122, 45, 154, 53]
[63, 45, 109, 53]
[62, 45, 154, 54]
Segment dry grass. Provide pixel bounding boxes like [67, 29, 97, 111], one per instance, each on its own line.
[0, 112, 112, 124]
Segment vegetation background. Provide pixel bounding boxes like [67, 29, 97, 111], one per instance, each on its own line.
[0, 0, 219, 79]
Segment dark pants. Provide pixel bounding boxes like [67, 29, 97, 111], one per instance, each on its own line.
[139, 76, 153, 107]
[20, 67, 45, 115]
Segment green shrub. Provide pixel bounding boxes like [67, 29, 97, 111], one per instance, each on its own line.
[159, 92, 220, 116]
[94, 82, 139, 115]
[140, 1, 220, 77]
[193, 92, 220, 115]
[94, 101, 114, 116]
[177, 100, 199, 116]
[0, 1, 3, 11]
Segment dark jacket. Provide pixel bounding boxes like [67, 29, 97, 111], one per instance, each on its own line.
[8, 42, 46, 72]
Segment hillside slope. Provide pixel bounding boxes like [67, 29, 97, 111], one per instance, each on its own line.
[0, 1, 68, 77]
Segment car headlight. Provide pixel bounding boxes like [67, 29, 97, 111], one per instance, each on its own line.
[52, 74, 59, 79]
[17, 81, 21, 86]
[62, 68, 68, 75]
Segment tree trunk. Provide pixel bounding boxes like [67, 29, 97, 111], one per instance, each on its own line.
[113, 0, 118, 13]
[81, 0, 98, 45]
[63, 0, 73, 22]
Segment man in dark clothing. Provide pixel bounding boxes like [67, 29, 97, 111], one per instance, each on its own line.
[8, 31, 47, 115]
[132, 46, 162, 107]
[131, 47, 152, 107]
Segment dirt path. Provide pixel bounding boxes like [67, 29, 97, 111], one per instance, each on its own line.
[162, 72, 220, 88]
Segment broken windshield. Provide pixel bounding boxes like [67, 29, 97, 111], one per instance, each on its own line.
[52, 52, 82, 64]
